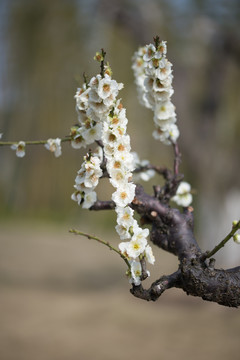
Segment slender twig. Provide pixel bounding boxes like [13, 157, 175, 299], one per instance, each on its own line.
[69, 228, 130, 269]
[153, 35, 160, 48]
[133, 164, 172, 179]
[172, 141, 181, 176]
[0, 137, 71, 147]
[100, 48, 106, 78]
[202, 220, 240, 260]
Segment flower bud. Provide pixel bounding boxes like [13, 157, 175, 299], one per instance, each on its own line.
[233, 234, 240, 244]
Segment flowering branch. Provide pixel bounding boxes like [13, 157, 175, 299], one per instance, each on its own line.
[0, 137, 71, 146]
[1, 38, 239, 307]
[202, 220, 240, 260]
[69, 228, 131, 269]
[0, 136, 71, 158]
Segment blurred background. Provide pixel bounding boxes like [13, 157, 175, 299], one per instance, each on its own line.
[0, 0, 240, 359]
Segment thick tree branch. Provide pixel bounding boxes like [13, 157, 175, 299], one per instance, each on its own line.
[90, 183, 240, 308]
[131, 185, 240, 307]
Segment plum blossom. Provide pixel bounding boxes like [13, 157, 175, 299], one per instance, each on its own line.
[82, 191, 97, 209]
[172, 181, 192, 207]
[130, 261, 142, 286]
[112, 183, 136, 207]
[44, 138, 62, 157]
[11, 141, 26, 158]
[132, 39, 180, 146]
[71, 55, 155, 286]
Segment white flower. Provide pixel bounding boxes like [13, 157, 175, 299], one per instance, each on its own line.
[77, 109, 88, 125]
[75, 87, 90, 111]
[132, 226, 149, 244]
[97, 76, 122, 100]
[102, 123, 118, 145]
[130, 260, 142, 286]
[158, 123, 179, 145]
[71, 190, 82, 205]
[106, 158, 122, 172]
[89, 74, 102, 90]
[84, 172, 102, 188]
[77, 156, 103, 188]
[0, 133, 2, 139]
[118, 241, 130, 257]
[45, 138, 62, 157]
[82, 123, 102, 145]
[152, 77, 171, 92]
[127, 236, 147, 258]
[139, 169, 155, 182]
[145, 245, 155, 264]
[154, 101, 176, 120]
[115, 224, 131, 240]
[153, 115, 176, 129]
[114, 151, 135, 172]
[172, 181, 192, 207]
[156, 58, 172, 81]
[93, 146, 103, 163]
[11, 141, 26, 158]
[85, 155, 101, 168]
[143, 76, 154, 92]
[88, 99, 109, 118]
[157, 40, 167, 56]
[116, 206, 134, 228]
[131, 154, 155, 182]
[109, 168, 131, 188]
[109, 112, 128, 130]
[167, 123, 180, 144]
[143, 92, 155, 110]
[75, 170, 86, 186]
[71, 130, 86, 149]
[143, 44, 156, 62]
[153, 124, 179, 145]
[112, 182, 136, 207]
[88, 88, 101, 103]
[113, 135, 131, 154]
[82, 191, 97, 209]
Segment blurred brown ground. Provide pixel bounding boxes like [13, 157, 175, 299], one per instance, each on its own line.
[0, 220, 240, 360]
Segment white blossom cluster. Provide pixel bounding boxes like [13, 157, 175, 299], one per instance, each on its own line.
[132, 152, 155, 182]
[10, 138, 62, 158]
[71, 72, 123, 149]
[102, 100, 155, 285]
[71, 147, 103, 209]
[132, 40, 179, 145]
[71, 65, 155, 285]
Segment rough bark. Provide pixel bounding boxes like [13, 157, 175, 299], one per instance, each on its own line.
[91, 184, 240, 308]
[131, 185, 240, 308]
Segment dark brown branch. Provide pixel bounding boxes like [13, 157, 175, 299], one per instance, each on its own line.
[90, 183, 240, 308]
[131, 263, 240, 307]
[90, 200, 115, 211]
[131, 185, 240, 307]
[130, 270, 182, 301]
[132, 185, 201, 261]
